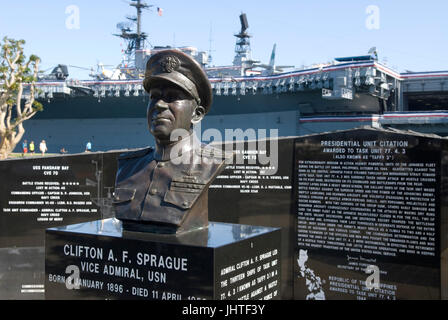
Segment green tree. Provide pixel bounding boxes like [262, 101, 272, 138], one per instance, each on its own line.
[0, 37, 42, 160]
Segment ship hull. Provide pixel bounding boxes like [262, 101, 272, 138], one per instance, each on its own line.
[34, 89, 381, 120]
[26, 90, 383, 154]
[19, 61, 448, 154]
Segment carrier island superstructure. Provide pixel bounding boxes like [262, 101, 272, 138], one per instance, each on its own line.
[21, 2, 448, 153]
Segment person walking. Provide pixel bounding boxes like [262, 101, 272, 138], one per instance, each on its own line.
[29, 141, 35, 154]
[39, 140, 47, 156]
[85, 141, 92, 152]
[22, 140, 28, 156]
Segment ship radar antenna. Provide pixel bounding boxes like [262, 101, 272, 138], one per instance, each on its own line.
[233, 13, 255, 75]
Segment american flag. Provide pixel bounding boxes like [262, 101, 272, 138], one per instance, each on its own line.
[157, 7, 163, 16]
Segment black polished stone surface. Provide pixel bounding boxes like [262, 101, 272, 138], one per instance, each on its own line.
[0, 151, 119, 247]
[45, 219, 281, 300]
[293, 127, 448, 300]
[0, 151, 120, 299]
[208, 137, 296, 299]
[0, 247, 44, 300]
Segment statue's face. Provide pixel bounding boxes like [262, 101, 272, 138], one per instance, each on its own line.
[147, 83, 196, 144]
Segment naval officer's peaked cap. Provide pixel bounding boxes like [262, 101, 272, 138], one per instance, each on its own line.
[143, 49, 213, 114]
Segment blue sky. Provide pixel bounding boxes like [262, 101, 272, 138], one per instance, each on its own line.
[1, 0, 447, 79]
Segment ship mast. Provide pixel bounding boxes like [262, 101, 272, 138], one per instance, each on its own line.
[130, 0, 152, 51]
[114, 0, 152, 69]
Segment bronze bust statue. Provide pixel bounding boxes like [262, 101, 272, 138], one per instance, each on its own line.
[113, 49, 232, 234]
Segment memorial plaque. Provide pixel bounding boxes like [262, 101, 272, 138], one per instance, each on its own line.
[294, 127, 448, 300]
[0, 151, 119, 299]
[209, 137, 296, 299]
[45, 219, 281, 300]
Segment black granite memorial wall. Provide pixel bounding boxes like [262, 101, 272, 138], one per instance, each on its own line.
[208, 137, 296, 299]
[0, 151, 119, 299]
[293, 127, 448, 300]
[6, 128, 446, 300]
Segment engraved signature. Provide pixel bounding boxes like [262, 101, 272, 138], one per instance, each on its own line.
[347, 255, 377, 263]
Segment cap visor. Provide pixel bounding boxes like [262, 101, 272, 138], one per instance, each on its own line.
[147, 74, 195, 100]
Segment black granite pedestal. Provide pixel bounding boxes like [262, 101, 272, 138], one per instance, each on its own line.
[45, 219, 281, 300]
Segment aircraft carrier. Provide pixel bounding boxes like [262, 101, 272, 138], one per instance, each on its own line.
[21, 1, 448, 153]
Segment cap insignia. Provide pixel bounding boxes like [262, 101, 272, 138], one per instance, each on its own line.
[160, 56, 180, 73]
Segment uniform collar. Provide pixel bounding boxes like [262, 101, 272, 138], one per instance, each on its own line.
[154, 133, 201, 161]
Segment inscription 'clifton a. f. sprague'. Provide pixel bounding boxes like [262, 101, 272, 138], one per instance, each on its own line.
[45, 219, 281, 300]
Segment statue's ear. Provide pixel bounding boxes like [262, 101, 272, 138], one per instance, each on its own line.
[191, 105, 205, 124]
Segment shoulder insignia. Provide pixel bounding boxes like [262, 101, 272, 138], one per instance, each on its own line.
[118, 147, 154, 160]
